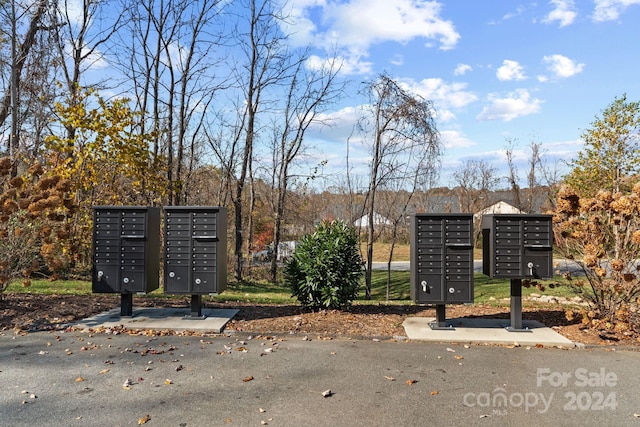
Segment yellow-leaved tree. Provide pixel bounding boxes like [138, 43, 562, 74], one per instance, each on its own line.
[44, 88, 167, 273]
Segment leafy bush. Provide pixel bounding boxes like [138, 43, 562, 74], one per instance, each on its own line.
[284, 220, 363, 310]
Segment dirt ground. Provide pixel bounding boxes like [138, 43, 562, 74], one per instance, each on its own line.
[1, 293, 638, 347]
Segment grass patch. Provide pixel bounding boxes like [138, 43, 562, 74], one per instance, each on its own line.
[211, 280, 294, 305]
[473, 274, 575, 304]
[4, 271, 579, 306]
[5, 279, 94, 295]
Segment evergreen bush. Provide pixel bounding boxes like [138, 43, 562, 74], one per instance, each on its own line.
[284, 220, 363, 309]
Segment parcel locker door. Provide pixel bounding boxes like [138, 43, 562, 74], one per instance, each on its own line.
[415, 274, 443, 303]
[92, 265, 119, 292]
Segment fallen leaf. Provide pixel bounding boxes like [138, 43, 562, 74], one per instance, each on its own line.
[259, 408, 266, 413]
[446, 348, 455, 352]
[384, 376, 396, 381]
[165, 379, 173, 385]
[137, 414, 151, 425]
[243, 376, 254, 382]
[321, 389, 333, 397]
[235, 347, 248, 352]
[431, 390, 439, 396]
[75, 377, 85, 382]
[123, 379, 133, 387]
[454, 355, 464, 360]
[99, 369, 110, 375]
[405, 379, 418, 385]
[175, 365, 183, 371]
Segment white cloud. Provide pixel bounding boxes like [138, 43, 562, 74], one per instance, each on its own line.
[323, 0, 459, 49]
[593, 0, 640, 22]
[284, 0, 460, 76]
[390, 54, 404, 66]
[476, 89, 543, 122]
[542, 0, 577, 27]
[542, 54, 585, 78]
[307, 53, 374, 75]
[454, 63, 472, 76]
[496, 60, 526, 81]
[440, 129, 476, 149]
[307, 105, 362, 141]
[398, 77, 478, 122]
[503, 6, 526, 20]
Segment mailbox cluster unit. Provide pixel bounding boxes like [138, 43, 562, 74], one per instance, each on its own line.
[410, 212, 554, 331]
[92, 206, 227, 317]
[410, 214, 474, 304]
[481, 214, 553, 279]
[164, 206, 227, 295]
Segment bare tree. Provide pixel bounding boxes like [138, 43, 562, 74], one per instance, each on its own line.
[504, 138, 561, 213]
[0, 0, 48, 164]
[116, 0, 226, 205]
[221, 0, 290, 281]
[359, 73, 441, 299]
[51, 0, 123, 140]
[262, 52, 343, 282]
[452, 159, 499, 213]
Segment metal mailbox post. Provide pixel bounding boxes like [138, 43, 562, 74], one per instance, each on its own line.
[164, 206, 227, 318]
[92, 206, 161, 316]
[410, 214, 474, 329]
[481, 214, 553, 331]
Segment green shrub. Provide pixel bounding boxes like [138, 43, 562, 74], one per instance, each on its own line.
[284, 220, 363, 309]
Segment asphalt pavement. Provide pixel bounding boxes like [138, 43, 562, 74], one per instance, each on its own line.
[2, 328, 639, 427]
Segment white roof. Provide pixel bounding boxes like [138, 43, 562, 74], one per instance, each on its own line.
[354, 212, 392, 227]
[474, 201, 523, 219]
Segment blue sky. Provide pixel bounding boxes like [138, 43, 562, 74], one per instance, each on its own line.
[281, 0, 640, 188]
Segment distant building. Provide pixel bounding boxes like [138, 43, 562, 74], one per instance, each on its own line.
[353, 212, 392, 227]
[473, 201, 523, 222]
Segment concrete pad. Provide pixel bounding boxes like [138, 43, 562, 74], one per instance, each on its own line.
[73, 307, 238, 333]
[403, 317, 575, 348]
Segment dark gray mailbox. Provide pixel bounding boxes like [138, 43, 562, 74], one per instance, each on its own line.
[164, 206, 227, 317]
[92, 206, 160, 316]
[410, 214, 474, 329]
[481, 214, 553, 279]
[481, 214, 553, 331]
